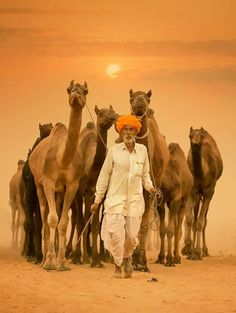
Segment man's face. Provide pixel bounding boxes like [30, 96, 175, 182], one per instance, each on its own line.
[121, 125, 137, 144]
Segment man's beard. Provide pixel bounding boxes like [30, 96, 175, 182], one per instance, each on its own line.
[123, 134, 136, 144]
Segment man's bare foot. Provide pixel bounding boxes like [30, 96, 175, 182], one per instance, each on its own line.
[124, 257, 133, 278]
[113, 264, 122, 278]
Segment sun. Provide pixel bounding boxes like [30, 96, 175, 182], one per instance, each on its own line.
[106, 64, 121, 78]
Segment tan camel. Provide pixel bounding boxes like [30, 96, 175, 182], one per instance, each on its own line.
[182, 127, 223, 259]
[29, 80, 88, 271]
[68, 105, 118, 267]
[129, 89, 169, 271]
[9, 160, 25, 252]
[156, 143, 193, 266]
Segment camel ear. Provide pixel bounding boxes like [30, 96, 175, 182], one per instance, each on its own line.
[94, 105, 99, 114]
[67, 80, 74, 94]
[129, 89, 134, 97]
[147, 90, 152, 98]
[39, 123, 42, 129]
[109, 105, 113, 109]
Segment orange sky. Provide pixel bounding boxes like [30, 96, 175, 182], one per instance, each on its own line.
[0, 0, 235, 254]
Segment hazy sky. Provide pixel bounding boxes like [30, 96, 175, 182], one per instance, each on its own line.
[0, 0, 235, 254]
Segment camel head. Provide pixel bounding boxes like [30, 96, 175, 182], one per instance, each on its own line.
[67, 80, 88, 109]
[39, 123, 53, 139]
[94, 105, 118, 130]
[129, 89, 152, 118]
[189, 127, 207, 146]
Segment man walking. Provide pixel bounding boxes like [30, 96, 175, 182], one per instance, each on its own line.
[91, 115, 159, 278]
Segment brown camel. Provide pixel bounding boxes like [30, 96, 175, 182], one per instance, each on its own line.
[68, 105, 118, 267]
[129, 89, 169, 271]
[29, 80, 88, 271]
[9, 160, 25, 251]
[156, 143, 193, 266]
[182, 127, 223, 260]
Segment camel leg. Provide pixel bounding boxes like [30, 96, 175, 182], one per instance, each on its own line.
[57, 183, 79, 271]
[155, 203, 165, 264]
[202, 206, 210, 256]
[91, 204, 104, 268]
[17, 195, 25, 256]
[36, 185, 49, 267]
[174, 202, 185, 264]
[82, 194, 92, 264]
[15, 209, 20, 251]
[71, 195, 84, 264]
[42, 182, 58, 270]
[194, 190, 214, 259]
[34, 201, 43, 264]
[182, 194, 194, 256]
[166, 200, 179, 267]
[10, 206, 18, 250]
[187, 193, 201, 260]
[65, 199, 77, 259]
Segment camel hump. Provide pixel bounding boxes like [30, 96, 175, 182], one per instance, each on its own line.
[86, 121, 95, 129]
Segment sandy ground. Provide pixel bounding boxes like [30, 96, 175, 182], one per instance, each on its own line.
[1, 247, 236, 313]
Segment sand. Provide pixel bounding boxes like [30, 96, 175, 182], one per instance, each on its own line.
[0, 247, 236, 313]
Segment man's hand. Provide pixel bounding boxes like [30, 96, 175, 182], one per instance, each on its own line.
[150, 187, 162, 198]
[90, 203, 100, 213]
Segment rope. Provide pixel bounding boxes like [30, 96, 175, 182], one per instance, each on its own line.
[67, 213, 94, 259]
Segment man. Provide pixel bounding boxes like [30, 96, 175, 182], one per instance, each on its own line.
[91, 115, 159, 278]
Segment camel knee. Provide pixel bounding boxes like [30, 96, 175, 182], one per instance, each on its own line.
[48, 214, 58, 229]
[58, 222, 68, 236]
[196, 220, 203, 231]
[185, 214, 193, 227]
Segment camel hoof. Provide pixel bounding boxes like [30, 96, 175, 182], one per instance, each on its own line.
[187, 253, 202, 261]
[71, 255, 83, 265]
[202, 249, 210, 257]
[154, 257, 165, 265]
[57, 262, 71, 271]
[133, 263, 150, 272]
[43, 262, 57, 271]
[90, 262, 105, 268]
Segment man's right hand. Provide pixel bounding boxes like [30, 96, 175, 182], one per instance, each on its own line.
[90, 203, 100, 213]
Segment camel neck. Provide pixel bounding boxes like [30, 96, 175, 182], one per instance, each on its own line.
[135, 116, 148, 147]
[61, 106, 83, 167]
[92, 126, 107, 170]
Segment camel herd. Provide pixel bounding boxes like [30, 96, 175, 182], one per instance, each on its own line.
[9, 80, 223, 272]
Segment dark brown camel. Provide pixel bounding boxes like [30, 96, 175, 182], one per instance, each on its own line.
[156, 143, 193, 266]
[182, 127, 223, 260]
[21, 123, 53, 263]
[67, 105, 118, 267]
[129, 89, 169, 271]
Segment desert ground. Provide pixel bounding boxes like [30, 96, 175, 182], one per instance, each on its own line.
[1, 246, 236, 313]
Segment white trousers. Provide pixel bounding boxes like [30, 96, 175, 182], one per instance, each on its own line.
[101, 214, 142, 267]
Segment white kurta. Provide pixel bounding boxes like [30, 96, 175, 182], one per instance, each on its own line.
[94, 142, 154, 217]
[95, 142, 154, 266]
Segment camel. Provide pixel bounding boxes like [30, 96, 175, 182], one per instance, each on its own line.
[156, 143, 193, 266]
[67, 105, 118, 267]
[21, 123, 53, 263]
[29, 80, 88, 271]
[182, 127, 223, 260]
[129, 89, 169, 271]
[9, 160, 25, 252]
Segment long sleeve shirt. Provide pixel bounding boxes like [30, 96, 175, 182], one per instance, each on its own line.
[94, 142, 154, 217]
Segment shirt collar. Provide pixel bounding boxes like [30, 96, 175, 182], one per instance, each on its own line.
[121, 142, 137, 153]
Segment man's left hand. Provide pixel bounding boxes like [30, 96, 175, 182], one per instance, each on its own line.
[150, 187, 162, 198]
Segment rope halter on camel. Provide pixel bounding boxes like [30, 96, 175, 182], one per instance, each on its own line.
[130, 94, 150, 140]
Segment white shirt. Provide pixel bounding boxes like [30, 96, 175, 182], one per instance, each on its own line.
[94, 142, 154, 217]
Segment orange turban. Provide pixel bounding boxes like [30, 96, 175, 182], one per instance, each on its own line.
[116, 115, 142, 133]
